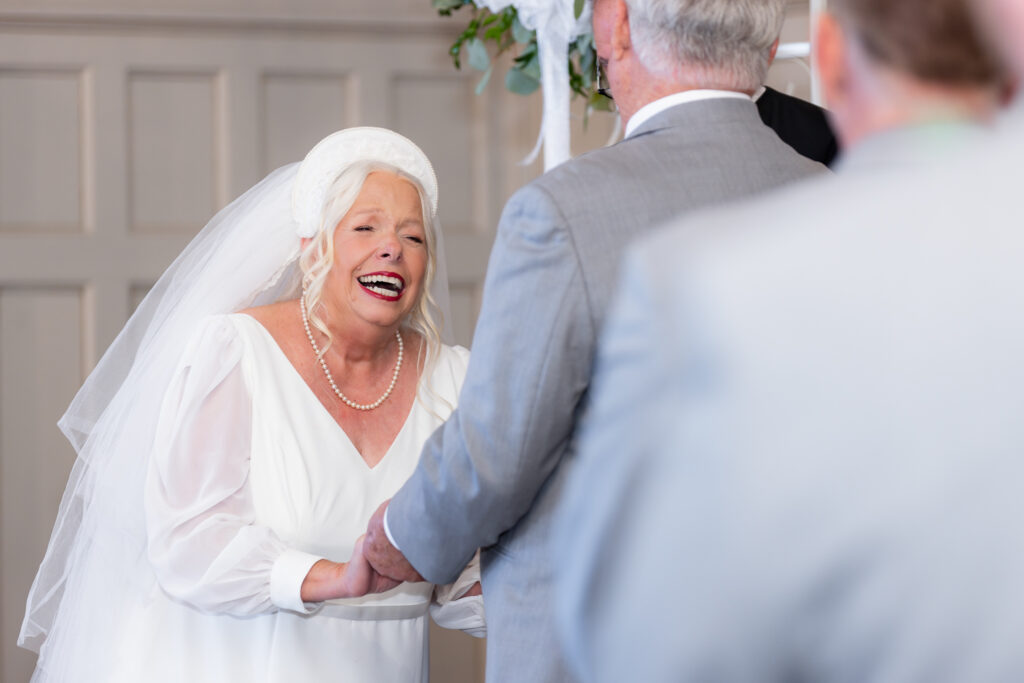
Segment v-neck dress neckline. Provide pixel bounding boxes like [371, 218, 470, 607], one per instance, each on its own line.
[237, 313, 417, 472]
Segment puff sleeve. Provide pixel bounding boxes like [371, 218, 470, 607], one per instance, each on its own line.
[145, 316, 322, 616]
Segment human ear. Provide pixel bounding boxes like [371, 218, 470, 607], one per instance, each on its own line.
[814, 12, 847, 110]
[610, 0, 631, 61]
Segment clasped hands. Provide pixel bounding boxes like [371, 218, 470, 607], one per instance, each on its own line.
[363, 500, 483, 599]
[363, 499, 426, 586]
[298, 500, 421, 603]
[302, 499, 483, 602]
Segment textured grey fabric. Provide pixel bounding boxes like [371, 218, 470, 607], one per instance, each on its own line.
[388, 97, 826, 682]
[557, 113, 1024, 682]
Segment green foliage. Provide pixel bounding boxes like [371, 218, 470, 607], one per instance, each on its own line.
[434, 0, 472, 14]
[431, 0, 612, 117]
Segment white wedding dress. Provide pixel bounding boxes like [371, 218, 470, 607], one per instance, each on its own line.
[107, 313, 478, 682]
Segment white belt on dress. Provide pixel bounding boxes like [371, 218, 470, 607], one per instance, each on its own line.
[314, 600, 430, 621]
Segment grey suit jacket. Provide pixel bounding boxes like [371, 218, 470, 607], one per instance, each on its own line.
[556, 116, 1024, 682]
[388, 97, 826, 682]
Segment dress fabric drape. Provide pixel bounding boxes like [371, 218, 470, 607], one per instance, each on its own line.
[111, 313, 471, 683]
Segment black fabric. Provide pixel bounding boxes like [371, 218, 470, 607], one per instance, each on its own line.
[757, 86, 840, 167]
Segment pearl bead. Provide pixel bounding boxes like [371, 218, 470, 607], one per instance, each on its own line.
[300, 290, 403, 411]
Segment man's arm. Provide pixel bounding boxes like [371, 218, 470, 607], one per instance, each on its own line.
[366, 182, 595, 584]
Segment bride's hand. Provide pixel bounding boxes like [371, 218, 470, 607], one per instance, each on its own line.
[299, 537, 401, 602]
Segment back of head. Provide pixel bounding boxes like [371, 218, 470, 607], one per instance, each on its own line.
[625, 0, 786, 91]
[970, 0, 1024, 82]
[829, 0, 1003, 87]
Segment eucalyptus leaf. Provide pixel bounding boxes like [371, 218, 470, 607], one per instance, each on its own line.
[505, 66, 541, 95]
[476, 65, 493, 95]
[588, 91, 615, 111]
[466, 38, 490, 71]
[437, 1, 601, 104]
[511, 16, 534, 44]
[579, 47, 595, 88]
[522, 50, 541, 80]
[514, 42, 537, 63]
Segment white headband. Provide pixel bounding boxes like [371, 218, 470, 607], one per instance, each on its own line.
[290, 127, 439, 238]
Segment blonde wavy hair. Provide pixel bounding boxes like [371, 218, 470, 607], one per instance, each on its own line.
[298, 161, 444, 393]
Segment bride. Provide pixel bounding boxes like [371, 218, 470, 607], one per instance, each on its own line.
[19, 127, 484, 682]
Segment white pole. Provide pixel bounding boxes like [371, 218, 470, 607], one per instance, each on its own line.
[810, 0, 826, 105]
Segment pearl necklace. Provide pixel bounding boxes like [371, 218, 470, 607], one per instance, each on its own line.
[299, 295, 403, 411]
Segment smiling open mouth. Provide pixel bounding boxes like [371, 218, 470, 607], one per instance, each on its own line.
[357, 272, 405, 301]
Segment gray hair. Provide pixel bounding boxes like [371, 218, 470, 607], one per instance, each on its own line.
[626, 0, 787, 91]
[298, 161, 443, 394]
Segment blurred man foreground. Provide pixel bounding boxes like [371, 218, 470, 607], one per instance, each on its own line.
[556, 0, 1024, 679]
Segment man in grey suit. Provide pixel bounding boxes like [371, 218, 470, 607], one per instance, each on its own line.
[363, 0, 824, 679]
[555, 0, 1020, 680]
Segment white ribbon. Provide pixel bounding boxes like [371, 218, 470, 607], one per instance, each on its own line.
[477, 0, 590, 170]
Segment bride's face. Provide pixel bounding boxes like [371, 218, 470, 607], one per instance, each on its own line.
[323, 171, 428, 333]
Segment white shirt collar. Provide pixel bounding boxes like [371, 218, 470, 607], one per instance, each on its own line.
[625, 90, 752, 138]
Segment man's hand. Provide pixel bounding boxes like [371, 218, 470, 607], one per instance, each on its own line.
[344, 536, 403, 596]
[364, 499, 425, 583]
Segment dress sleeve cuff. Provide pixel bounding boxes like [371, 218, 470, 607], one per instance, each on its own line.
[430, 594, 487, 637]
[270, 549, 323, 614]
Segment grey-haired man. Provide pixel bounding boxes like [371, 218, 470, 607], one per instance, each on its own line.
[365, 1, 826, 680]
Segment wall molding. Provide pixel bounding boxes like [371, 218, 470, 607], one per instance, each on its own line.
[0, 9, 453, 37]
[0, 3, 813, 38]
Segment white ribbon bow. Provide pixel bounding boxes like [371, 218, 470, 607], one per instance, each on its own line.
[477, 0, 592, 170]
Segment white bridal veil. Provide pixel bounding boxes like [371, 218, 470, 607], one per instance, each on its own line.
[19, 128, 453, 680]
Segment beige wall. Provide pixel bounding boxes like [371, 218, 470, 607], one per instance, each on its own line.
[0, 6, 512, 681]
[0, 2, 815, 682]
[0, 0, 439, 21]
